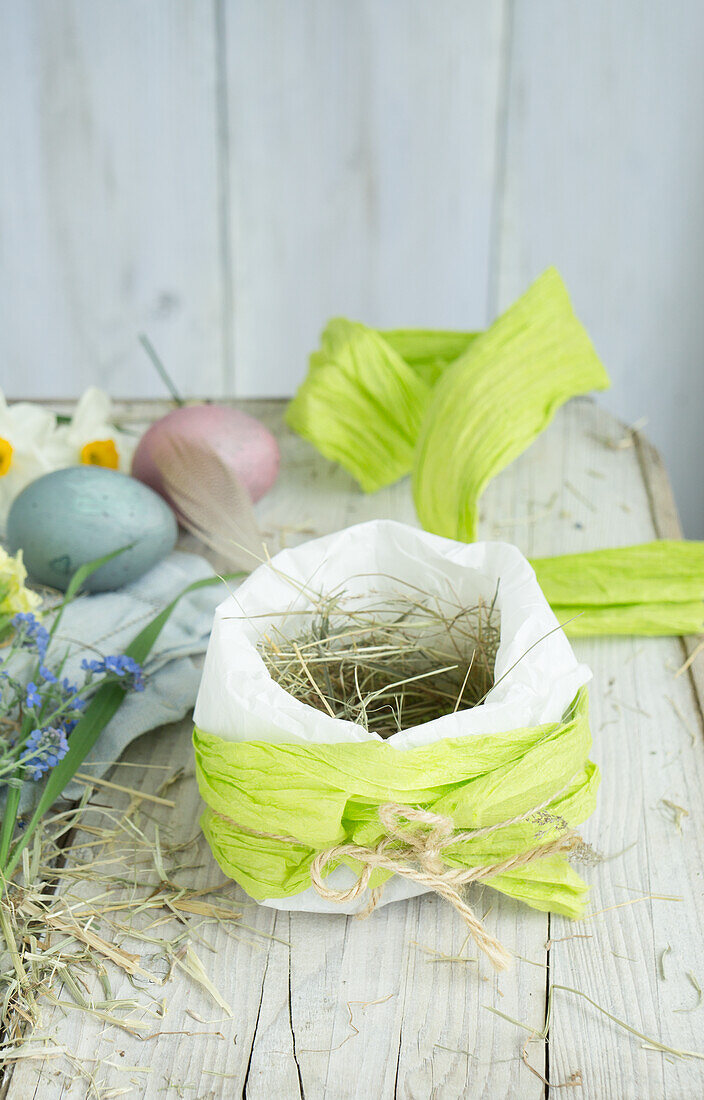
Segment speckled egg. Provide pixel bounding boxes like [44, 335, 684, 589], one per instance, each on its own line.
[7, 466, 178, 592]
[131, 404, 280, 506]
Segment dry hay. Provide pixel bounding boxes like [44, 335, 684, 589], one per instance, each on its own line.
[258, 578, 501, 738]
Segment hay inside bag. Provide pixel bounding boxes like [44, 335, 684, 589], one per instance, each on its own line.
[193, 520, 598, 967]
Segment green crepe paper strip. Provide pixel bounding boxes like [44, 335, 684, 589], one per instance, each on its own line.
[532, 541, 704, 636]
[286, 319, 435, 493]
[533, 541, 704, 605]
[551, 603, 704, 637]
[380, 329, 478, 386]
[287, 271, 609, 513]
[413, 268, 611, 541]
[194, 689, 598, 920]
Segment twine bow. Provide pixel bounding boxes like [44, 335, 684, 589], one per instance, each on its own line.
[309, 803, 579, 970]
[214, 799, 581, 971]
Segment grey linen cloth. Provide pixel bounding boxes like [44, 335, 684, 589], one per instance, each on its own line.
[7, 550, 227, 813]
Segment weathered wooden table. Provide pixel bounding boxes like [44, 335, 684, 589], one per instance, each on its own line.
[6, 398, 704, 1099]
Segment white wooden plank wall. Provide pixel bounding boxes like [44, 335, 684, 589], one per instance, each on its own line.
[0, 0, 225, 397]
[1, 0, 703, 535]
[223, 0, 505, 397]
[495, 0, 704, 539]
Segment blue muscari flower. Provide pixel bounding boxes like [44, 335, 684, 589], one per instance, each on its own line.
[25, 681, 41, 708]
[12, 612, 49, 659]
[12, 612, 39, 629]
[20, 726, 69, 781]
[80, 653, 145, 692]
[122, 655, 145, 692]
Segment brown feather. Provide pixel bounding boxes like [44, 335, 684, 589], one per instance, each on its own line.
[152, 434, 265, 572]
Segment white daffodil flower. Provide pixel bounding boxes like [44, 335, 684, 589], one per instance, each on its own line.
[0, 390, 70, 529]
[56, 387, 135, 473]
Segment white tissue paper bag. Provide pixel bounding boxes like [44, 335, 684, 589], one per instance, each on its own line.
[194, 519, 591, 913]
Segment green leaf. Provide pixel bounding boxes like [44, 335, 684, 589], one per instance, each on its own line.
[49, 544, 135, 639]
[0, 781, 21, 867]
[2, 572, 241, 882]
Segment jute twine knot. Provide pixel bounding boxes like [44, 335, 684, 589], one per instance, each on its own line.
[214, 797, 581, 972]
[308, 802, 578, 971]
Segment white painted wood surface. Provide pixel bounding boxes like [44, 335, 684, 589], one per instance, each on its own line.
[4, 398, 704, 1099]
[1, 1, 702, 533]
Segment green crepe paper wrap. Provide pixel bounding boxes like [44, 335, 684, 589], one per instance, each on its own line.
[381, 329, 479, 386]
[532, 541, 704, 636]
[194, 689, 597, 918]
[286, 283, 704, 639]
[191, 521, 598, 921]
[286, 320, 479, 492]
[286, 270, 609, 533]
[286, 319, 433, 492]
[413, 268, 611, 541]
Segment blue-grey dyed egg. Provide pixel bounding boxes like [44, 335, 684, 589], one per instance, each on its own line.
[7, 466, 178, 592]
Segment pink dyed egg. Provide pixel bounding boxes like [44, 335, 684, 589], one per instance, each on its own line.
[131, 405, 280, 504]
